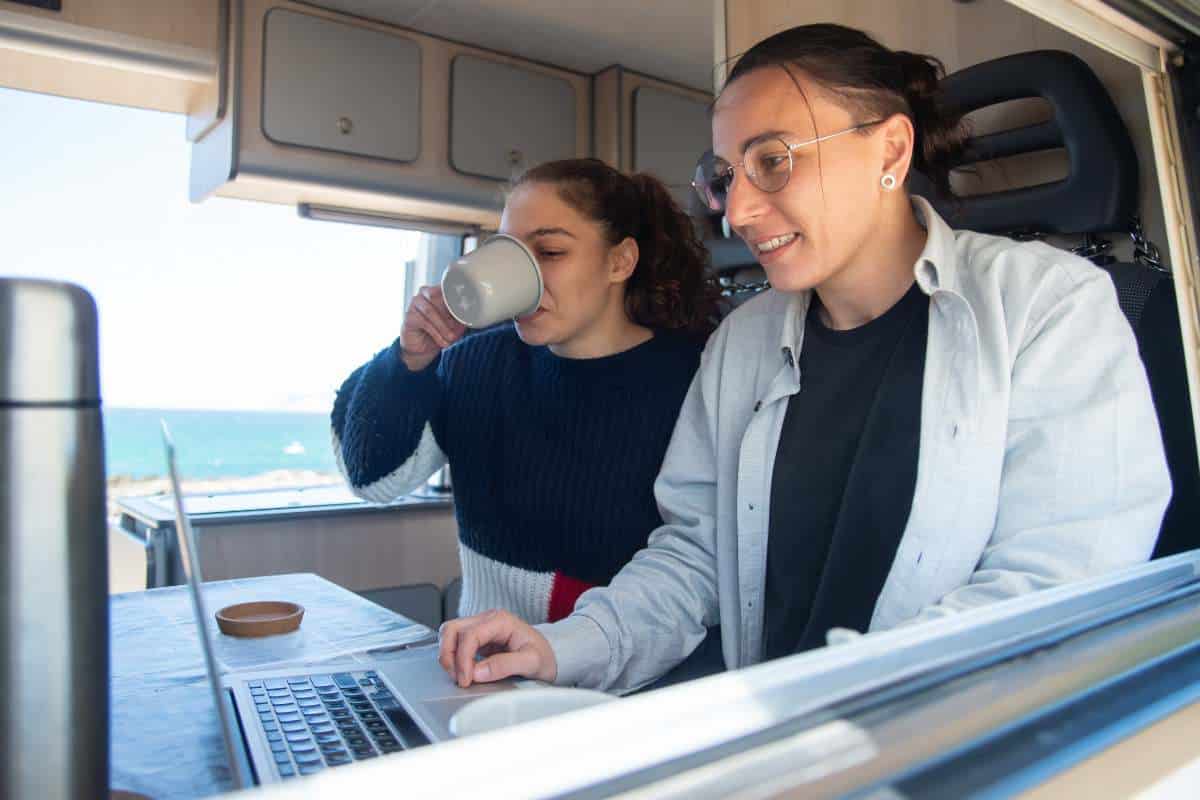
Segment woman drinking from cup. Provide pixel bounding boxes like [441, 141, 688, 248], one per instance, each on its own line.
[332, 158, 718, 627]
[436, 24, 1170, 694]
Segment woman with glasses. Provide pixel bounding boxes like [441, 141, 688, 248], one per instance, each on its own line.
[333, 159, 719, 632]
[437, 24, 1170, 693]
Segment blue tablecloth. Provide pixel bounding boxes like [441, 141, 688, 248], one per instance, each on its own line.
[109, 573, 431, 799]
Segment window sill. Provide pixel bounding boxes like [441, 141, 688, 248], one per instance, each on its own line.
[117, 483, 451, 530]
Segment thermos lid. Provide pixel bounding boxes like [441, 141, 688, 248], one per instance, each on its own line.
[0, 278, 100, 405]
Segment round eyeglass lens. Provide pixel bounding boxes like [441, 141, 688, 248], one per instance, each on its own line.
[745, 138, 793, 193]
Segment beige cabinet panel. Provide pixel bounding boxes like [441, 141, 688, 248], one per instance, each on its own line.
[449, 54, 577, 181]
[633, 85, 711, 191]
[262, 8, 421, 162]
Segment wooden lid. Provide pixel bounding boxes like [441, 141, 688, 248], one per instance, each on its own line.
[216, 601, 304, 637]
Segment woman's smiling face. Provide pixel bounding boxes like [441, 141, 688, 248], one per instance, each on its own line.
[712, 66, 891, 293]
[500, 182, 626, 348]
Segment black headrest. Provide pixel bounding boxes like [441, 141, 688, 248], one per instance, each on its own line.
[922, 50, 1139, 236]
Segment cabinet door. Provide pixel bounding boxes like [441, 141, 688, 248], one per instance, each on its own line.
[450, 55, 577, 181]
[262, 9, 421, 162]
[634, 87, 711, 193]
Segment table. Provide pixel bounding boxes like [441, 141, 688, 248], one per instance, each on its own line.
[109, 573, 431, 799]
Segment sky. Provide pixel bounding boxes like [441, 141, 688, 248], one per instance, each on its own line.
[0, 87, 423, 412]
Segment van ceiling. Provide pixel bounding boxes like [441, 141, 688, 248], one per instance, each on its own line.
[297, 0, 716, 91]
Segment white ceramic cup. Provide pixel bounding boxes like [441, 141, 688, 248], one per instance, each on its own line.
[440, 233, 543, 328]
[448, 686, 615, 737]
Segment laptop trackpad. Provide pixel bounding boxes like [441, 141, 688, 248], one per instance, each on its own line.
[375, 648, 520, 742]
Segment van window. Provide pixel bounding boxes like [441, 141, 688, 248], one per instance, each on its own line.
[0, 86, 449, 517]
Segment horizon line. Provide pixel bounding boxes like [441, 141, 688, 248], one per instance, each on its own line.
[104, 404, 332, 415]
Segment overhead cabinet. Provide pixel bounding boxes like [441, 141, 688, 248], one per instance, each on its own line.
[261, 9, 421, 162]
[593, 65, 712, 206]
[450, 55, 576, 181]
[189, 1, 592, 229]
[632, 85, 710, 193]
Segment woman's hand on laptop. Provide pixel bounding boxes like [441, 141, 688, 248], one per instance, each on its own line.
[438, 609, 557, 687]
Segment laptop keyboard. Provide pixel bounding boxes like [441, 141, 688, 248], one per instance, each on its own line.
[247, 670, 405, 779]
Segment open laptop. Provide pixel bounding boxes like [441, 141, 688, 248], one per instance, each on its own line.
[161, 422, 518, 786]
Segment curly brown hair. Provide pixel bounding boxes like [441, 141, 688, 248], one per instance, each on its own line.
[513, 158, 719, 336]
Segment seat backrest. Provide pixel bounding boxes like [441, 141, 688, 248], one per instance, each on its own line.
[925, 49, 1199, 557]
[1100, 264, 1200, 558]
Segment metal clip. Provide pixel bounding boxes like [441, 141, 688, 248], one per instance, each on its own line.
[717, 274, 771, 298]
[1071, 233, 1115, 266]
[1130, 216, 1167, 272]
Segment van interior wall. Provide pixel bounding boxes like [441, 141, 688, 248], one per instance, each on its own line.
[725, 0, 1171, 265]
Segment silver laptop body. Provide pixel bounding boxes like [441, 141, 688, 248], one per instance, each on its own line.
[161, 422, 515, 786]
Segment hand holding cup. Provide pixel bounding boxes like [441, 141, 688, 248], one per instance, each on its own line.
[399, 285, 467, 372]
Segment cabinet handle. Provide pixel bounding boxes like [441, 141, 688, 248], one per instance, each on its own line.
[338, 116, 353, 135]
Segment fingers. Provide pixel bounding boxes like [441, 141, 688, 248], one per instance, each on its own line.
[437, 610, 552, 687]
[417, 286, 467, 342]
[402, 286, 466, 353]
[438, 610, 523, 688]
[406, 301, 454, 349]
[438, 613, 500, 686]
[454, 612, 512, 687]
[438, 618, 465, 682]
[473, 649, 542, 683]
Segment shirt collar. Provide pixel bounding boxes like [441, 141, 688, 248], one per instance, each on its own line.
[777, 195, 960, 380]
[910, 194, 960, 296]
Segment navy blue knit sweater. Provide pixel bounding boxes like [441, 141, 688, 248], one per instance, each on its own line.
[332, 325, 702, 622]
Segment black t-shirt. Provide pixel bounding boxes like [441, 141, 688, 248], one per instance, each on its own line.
[763, 282, 929, 660]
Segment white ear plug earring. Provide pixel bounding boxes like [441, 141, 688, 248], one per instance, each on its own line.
[881, 174, 897, 190]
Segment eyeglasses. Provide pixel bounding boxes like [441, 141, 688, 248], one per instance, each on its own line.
[692, 121, 885, 213]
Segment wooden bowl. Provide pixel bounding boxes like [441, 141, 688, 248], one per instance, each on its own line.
[215, 601, 304, 637]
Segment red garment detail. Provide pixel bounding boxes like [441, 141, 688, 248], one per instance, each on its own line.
[547, 573, 595, 622]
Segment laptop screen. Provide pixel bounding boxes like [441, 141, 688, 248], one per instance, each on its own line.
[161, 421, 248, 787]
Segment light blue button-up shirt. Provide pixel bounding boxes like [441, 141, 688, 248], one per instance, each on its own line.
[539, 197, 1171, 694]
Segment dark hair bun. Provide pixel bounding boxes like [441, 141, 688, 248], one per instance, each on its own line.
[893, 50, 966, 193]
[896, 50, 941, 105]
[726, 24, 969, 198]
